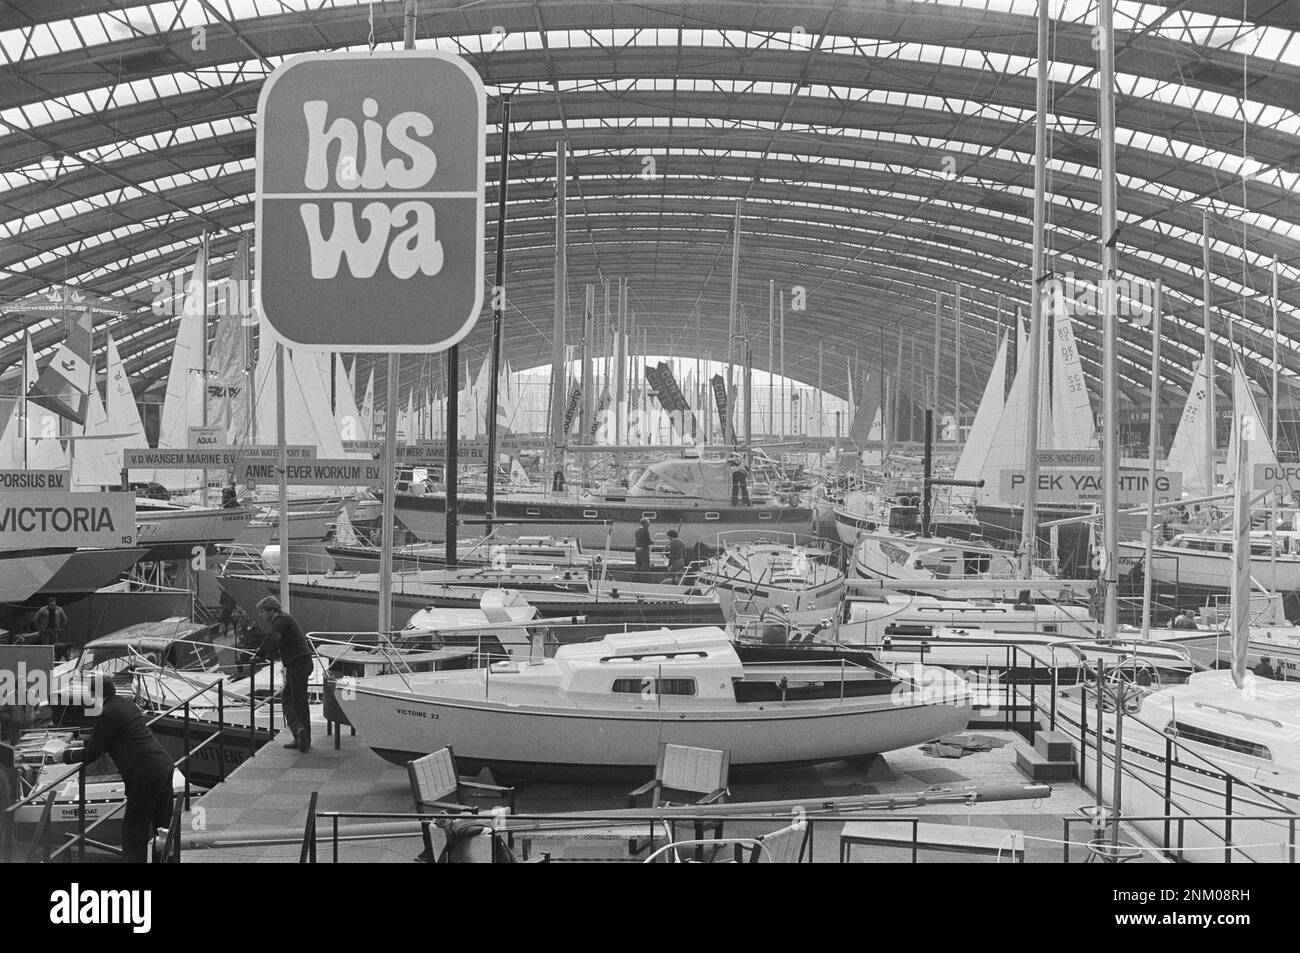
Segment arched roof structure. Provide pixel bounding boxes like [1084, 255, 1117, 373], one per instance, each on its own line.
[1, 0, 1298, 420]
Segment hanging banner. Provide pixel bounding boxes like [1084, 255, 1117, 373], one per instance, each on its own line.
[235, 458, 385, 485]
[648, 362, 697, 436]
[124, 446, 315, 470]
[710, 374, 730, 439]
[999, 468, 1182, 506]
[590, 388, 611, 439]
[562, 383, 582, 436]
[0, 492, 136, 550]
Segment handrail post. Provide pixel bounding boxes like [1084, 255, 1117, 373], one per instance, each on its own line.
[76, 762, 86, 862]
[182, 699, 192, 809]
[217, 679, 226, 783]
[248, 660, 257, 759]
[1170, 733, 1180, 852]
[1224, 776, 1233, 864]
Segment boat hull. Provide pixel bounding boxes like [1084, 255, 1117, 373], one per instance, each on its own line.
[218, 572, 725, 640]
[389, 492, 812, 551]
[340, 682, 972, 781]
[134, 506, 256, 561]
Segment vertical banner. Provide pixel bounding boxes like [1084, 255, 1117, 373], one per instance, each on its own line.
[710, 374, 730, 440]
[562, 382, 582, 436]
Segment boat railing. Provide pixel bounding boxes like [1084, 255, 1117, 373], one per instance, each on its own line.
[1039, 676, 1300, 862]
[4, 670, 281, 863]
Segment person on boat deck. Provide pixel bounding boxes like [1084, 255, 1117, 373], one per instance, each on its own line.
[730, 459, 750, 506]
[62, 679, 174, 864]
[1253, 656, 1278, 680]
[666, 529, 687, 575]
[221, 481, 240, 508]
[634, 518, 653, 573]
[33, 597, 66, 646]
[252, 596, 314, 753]
[1171, 611, 1199, 630]
[552, 456, 566, 492]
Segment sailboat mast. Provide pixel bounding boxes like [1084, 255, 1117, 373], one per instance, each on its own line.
[1140, 282, 1162, 640]
[1098, 0, 1120, 637]
[727, 202, 741, 445]
[1018, 0, 1050, 579]
[1272, 257, 1279, 450]
[954, 283, 962, 439]
[548, 142, 567, 462]
[199, 231, 209, 506]
[1202, 211, 1216, 495]
[768, 280, 775, 438]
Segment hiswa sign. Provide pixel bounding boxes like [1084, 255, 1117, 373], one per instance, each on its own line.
[255, 51, 486, 351]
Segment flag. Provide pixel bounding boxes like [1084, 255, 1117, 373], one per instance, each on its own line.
[28, 309, 93, 425]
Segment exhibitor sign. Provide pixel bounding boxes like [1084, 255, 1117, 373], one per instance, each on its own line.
[255, 51, 486, 351]
[999, 468, 1182, 506]
[343, 438, 488, 462]
[0, 492, 136, 551]
[124, 446, 315, 470]
[0, 470, 68, 490]
[1256, 463, 1300, 494]
[235, 458, 385, 486]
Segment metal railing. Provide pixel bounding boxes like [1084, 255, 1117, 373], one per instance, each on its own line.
[3, 667, 282, 863]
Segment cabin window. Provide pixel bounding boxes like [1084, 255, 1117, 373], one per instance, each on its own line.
[1167, 721, 1272, 761]
[641, 511, 658, 520]
[583, 509, 599, 518]
[704, 512, 720, 520]
[526, 508, 540, 516]
[611, 677, 697, 696]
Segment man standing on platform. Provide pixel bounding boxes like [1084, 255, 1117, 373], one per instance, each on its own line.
[634, 517, 653, 574]
[252, 596, 314, 753]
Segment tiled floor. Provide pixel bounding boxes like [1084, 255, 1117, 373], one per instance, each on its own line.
[179, 717, 1163, 863]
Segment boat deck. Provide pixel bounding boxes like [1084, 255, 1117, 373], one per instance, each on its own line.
[177, 710, 1166, 863]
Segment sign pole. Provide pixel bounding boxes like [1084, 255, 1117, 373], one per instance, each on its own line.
[485, 93, 511, 536]
[276, 341, 289, 612]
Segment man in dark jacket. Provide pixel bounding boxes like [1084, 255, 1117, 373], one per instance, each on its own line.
[63, 679, 174, 863]
[634, 518, 652, 574]
[666, 529, 687, 575]
[253, 595, 314, 752]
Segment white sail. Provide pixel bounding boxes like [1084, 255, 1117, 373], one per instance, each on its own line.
[1165, 356, 1212, 497]
[149, 250, 207, 485]
[360, 368, 374, 440]
[105, 333, 145, 447]
[72, 334, 145, 489]
[1050, 299, 1098, 449]
[72, 387, 123, 489]
[25, 335, 69, 470]
[253, 324, 346, 459]
[954, 332, 1009, 490]
[976, 327, 1052, 499]
[334, 353, 365, 443]
[1226, 360, 1279, 496]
